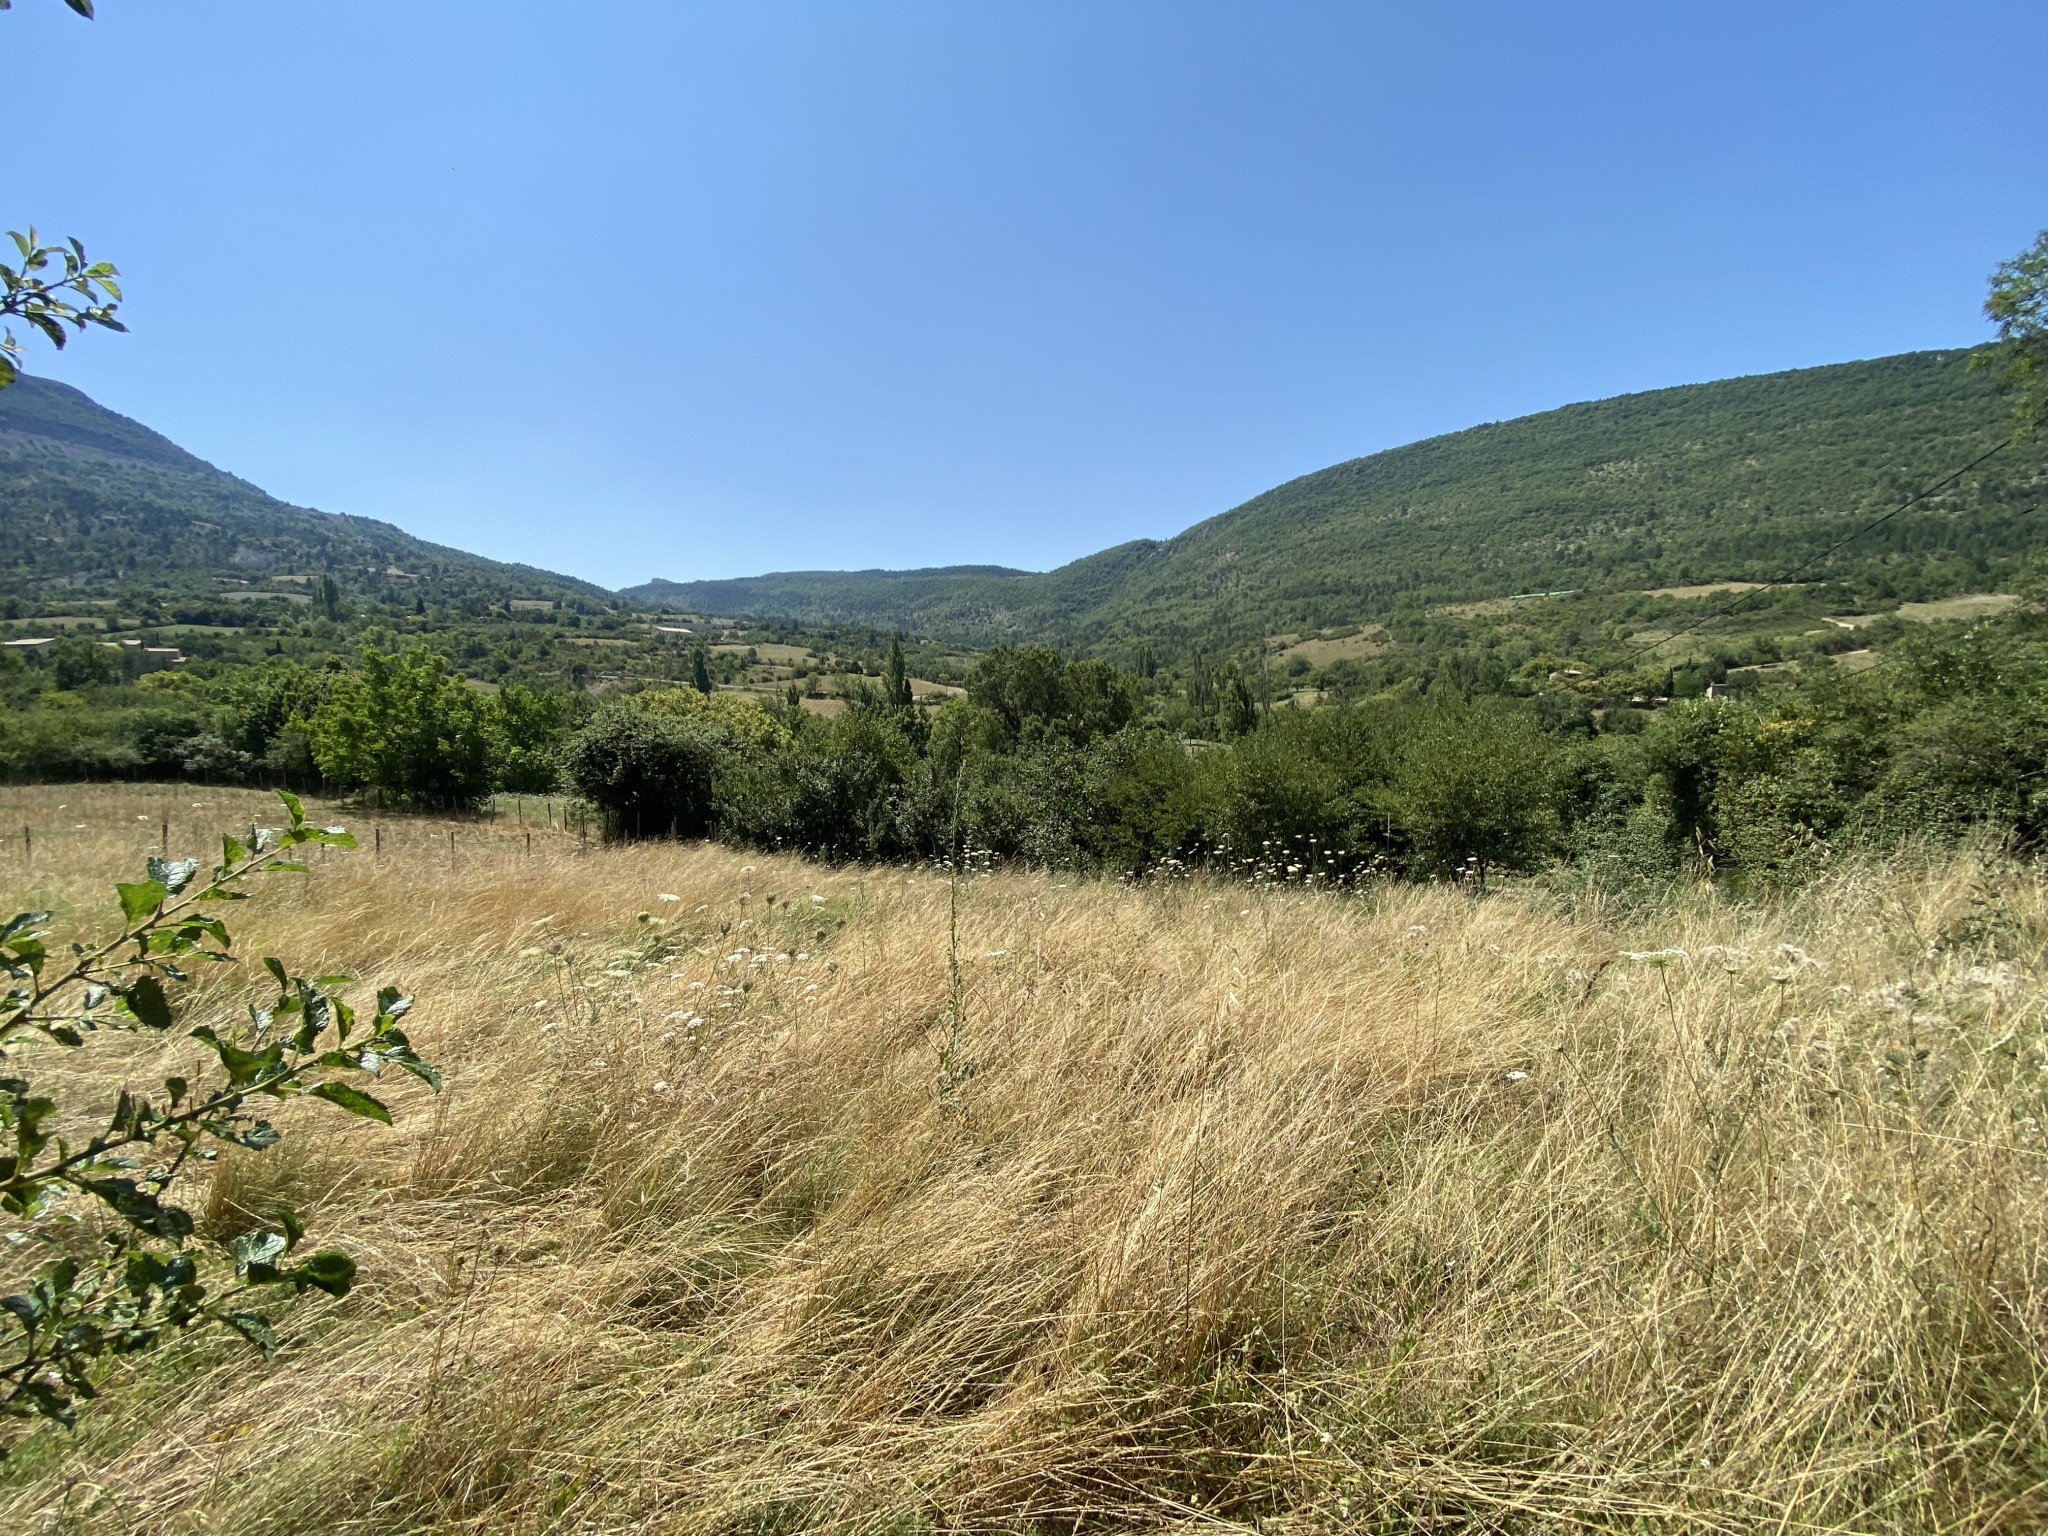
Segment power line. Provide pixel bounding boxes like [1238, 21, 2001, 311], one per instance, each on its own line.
[1804, 499, 2041, 688]
[1624, 429, 2024, 665]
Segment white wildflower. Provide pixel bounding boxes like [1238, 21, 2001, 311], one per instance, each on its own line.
[1770, 943, 1828, 976]
[1959, 963, 2020, 996]
[657, 893, 680, 902]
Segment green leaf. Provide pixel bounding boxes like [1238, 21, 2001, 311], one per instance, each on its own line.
[219, 1312, 277, 1356]
[277, 790, 305, 826]
[116, 880, 167, 926]
[291, 1250, 355, 1298]
[221, 832, 248, 866]
[65, 0, 96, 19]
[0, 912, 50, 943]
[232, 1229, 288, 1272]
[387, 1051, 443, 1093]
[306, 1081, 391, 1124]
[120, 976, 174, 1030]
[147, 857, 199, 894]
[226, 1120, 281, 1151]
[78, 1178, 194, 1241]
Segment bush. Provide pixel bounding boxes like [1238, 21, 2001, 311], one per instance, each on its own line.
[307, 648, 501, 808]
[1385, 697, 1556, 882]
[561, 701, 724, 841]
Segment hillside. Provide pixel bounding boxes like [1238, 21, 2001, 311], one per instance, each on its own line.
[0, 375, 610, 613]
[627, 348, 2048, 652]
[630, 564, 1035, 635]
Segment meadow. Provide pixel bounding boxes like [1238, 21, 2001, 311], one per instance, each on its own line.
[2, 783, 2045, 1534]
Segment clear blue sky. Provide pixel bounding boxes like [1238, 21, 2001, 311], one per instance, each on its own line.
[8, 2, 2044, 591]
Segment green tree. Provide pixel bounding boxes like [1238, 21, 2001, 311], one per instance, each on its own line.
[1984, 228, 2048, 433]
[968, 646, 1140, 746]
[47, 633, 114, 691]
[317, 574, 342, 622]
[884, 637, 913, 710]
[1385, 698, 1555, 884]
[690, 642, 713, 696]
[495, 683, 583, 794]
[1219, 662, 1258, 737]
[307, 647, 501, 807]
[218, 658, 329, 766]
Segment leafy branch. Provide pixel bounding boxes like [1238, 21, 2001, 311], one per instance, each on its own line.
[0, 792, 439, 1450]
[0, 228, 124, 389]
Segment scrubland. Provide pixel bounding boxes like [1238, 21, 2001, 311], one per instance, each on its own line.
[2, 783, 2046, 1534]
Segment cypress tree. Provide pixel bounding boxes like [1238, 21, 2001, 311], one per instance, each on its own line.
[884, 637, 912, 710]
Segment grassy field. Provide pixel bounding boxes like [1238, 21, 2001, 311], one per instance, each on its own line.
[2, 784, 2046, 1533]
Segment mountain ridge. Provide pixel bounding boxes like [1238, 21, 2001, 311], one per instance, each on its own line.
[626, 348, 2046, 651]
[0, 374, 612, 609]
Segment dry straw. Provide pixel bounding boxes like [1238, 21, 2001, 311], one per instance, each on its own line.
[2, 783, 2045, 1534]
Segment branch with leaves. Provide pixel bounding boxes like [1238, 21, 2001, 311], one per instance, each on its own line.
[1977, 228, 2048, 438]
[0, 792, 438, 1450]
[0, 228, 124, 390]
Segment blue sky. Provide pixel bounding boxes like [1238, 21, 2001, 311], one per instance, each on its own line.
[7, 2, 2044, 590]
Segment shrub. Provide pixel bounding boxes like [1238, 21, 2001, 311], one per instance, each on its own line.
[561, 701, 724, 841]
[1384, 697, 1556, 882]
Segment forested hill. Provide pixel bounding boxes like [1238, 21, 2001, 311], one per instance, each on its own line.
[0, 375, 609, 611]
[627, 348, 2048, 651]
[628, 565, 1037, 634]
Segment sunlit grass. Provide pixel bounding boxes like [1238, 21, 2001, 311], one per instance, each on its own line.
[2, 782, 2044, 1533]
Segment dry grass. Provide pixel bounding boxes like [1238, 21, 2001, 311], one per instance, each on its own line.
[1270, 629, 1388, 667]
[2, 784, 2046, 1533]
[1895, 594, 2021, 625]
[1641, 582, 1770, 600]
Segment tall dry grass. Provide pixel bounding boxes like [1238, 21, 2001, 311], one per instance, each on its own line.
[1, 782, 2045, 1534]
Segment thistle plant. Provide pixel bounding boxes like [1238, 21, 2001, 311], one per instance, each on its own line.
[0, 792, 438, 1450]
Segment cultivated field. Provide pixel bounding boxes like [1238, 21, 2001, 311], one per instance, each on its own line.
[2, 784, 2045, 1533]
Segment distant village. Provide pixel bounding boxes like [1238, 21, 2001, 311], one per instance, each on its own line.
[3, 635, 188, 672]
